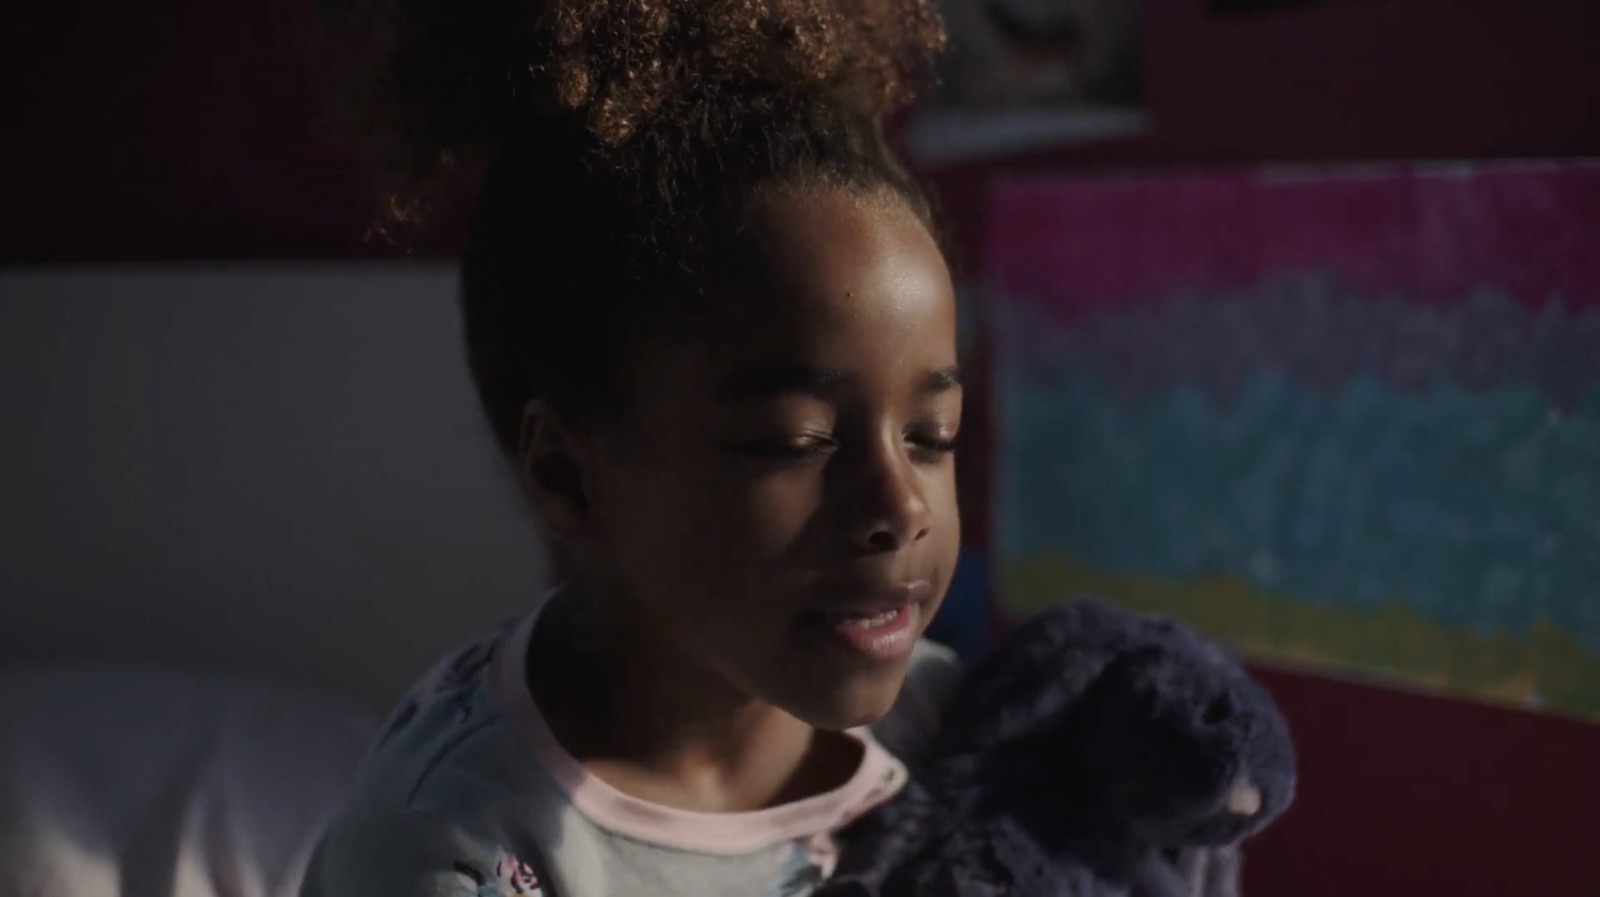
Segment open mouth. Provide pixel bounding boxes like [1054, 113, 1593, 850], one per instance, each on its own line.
[825, 607, 906, 628]
[802, 601, 921, 662]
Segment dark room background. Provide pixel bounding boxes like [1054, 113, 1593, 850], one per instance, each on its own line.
[4, 1, 1599, 894]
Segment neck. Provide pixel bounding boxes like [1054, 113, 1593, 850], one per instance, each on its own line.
[529, 585, 855, 812]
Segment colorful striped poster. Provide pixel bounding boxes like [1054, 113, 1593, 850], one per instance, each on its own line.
[986, 161, 1600, 718]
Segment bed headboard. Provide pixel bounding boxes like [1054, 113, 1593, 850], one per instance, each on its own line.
[0, 265, 550, 712]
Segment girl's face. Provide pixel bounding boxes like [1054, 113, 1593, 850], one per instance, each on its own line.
[560, 187, 961, 730]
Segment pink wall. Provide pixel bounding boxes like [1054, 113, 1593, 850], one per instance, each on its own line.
[923, 0, 1600, 272]
[1242, 665, 1600, 895]
[2, 0, 381, 262]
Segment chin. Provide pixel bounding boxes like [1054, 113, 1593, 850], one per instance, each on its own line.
[780, 662, 910, 732]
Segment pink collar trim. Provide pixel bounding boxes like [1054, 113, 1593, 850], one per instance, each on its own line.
[488, 593, 909, 856]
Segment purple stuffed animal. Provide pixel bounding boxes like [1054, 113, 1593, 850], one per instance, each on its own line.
[822, 597, 1297, 897]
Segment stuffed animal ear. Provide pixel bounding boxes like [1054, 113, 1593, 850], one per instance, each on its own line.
[1030, 629, 1297, 851]
[935, 597, 1160, 757]
[1058, 646, 1242, 823]
[1116, 610, 1298, 847]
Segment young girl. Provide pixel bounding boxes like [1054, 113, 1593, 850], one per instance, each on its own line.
[304, 1, 965, 895]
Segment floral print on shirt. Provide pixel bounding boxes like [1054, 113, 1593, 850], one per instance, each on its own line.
[493, 851, 546, 896]
[763, 835, 840, 897]
[454, 851, 547, 897]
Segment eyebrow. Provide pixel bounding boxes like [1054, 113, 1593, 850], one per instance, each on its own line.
[716, 363, 852, 403]
[714, 363, 962, 403]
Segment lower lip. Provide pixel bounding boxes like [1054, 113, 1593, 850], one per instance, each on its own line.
[818, 603, 919, 662]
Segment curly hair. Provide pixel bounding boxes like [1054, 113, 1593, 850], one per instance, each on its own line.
[321, 0, 947, 455]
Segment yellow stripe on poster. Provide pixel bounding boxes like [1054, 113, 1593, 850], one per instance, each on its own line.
[1002, 554, 1600, 721]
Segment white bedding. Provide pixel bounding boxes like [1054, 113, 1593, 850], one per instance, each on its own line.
[0, 665, 379, 897]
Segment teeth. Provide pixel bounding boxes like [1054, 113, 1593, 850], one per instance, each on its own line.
[834, 608, 899, 628]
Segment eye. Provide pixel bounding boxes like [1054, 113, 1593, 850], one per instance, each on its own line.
[907, 427, 959, 461]
[722, 434, 838, 462]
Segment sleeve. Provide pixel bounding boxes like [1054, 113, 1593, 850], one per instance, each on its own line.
[300, 806, 555, 897]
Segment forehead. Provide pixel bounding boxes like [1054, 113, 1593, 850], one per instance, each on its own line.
[700, 188, 956, 367]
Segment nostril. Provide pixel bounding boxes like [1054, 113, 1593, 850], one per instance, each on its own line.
[866, 530, 898, 551]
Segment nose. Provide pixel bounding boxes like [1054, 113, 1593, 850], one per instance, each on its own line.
[845, 437, 933, 554]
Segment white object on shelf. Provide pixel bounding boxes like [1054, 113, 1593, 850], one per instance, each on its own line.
[905, 106, 1151, 167]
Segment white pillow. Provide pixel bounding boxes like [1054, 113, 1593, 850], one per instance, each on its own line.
[0, 664, 378, 897]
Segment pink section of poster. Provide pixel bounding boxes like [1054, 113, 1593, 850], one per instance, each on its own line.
[986, 161, 1600, 321]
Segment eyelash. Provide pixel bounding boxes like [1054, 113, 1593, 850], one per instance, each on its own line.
[727, 431, 958, 462]
[726, 436, 837, 461]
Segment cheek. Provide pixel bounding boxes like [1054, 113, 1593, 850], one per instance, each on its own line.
[597, 459, 826, 588]
[928, 467, 963, 561]
[675, 475, 830, 600]
[725, 470, 831, 557]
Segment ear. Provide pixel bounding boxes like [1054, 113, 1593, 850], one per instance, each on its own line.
[517, 399, 593, 546]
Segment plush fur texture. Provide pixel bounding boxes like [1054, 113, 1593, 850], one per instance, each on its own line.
[821, 597, 1297, 897]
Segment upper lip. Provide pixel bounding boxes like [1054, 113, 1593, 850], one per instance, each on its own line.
[811, 580, 933, 615]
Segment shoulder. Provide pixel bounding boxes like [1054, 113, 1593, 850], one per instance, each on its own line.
[310, 614, 597, 896]
[869, 638, 964, 767]
[307, 800, 576, 897]
[306, 805, 511, 897]
[354, 615, 533, 790]
[375, 618, 522, 747]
